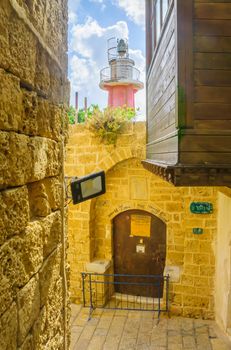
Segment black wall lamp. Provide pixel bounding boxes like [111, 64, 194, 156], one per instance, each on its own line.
[66, 171, 106, 205]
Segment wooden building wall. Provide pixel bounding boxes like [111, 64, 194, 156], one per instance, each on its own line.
[146, 2, 178, 165]
[146, 0, 231, 170]
[180, 0, 231, 165]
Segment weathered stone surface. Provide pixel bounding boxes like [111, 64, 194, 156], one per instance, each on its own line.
[30, 136, 61, 181]
[41, 211, 62, 258]
[0, 68, 23, 131]
[35, 44, 51, 96]
[28, 177, 62, 218]
[39, 248, 61, 307]
[44, 0, 68, 60]
[21, 89, 38, 135]
[37, 99, 63, 141]
[0, 131, 61, 187]
[18, 334, 34, 350]
[33, 307, 47, 349]
[0, 275, 13, 317]
[0, 67, 67, 139]
[33, 300, 64, 349]
[0, 186, 29, 245]
[8, 16, 36, 85]
[17, 275, 40, 345]
[0, 0, 68, 347]
[46, 277, 63, 331]
[0, 302, 17, 350]
[28, 181, 51, 217]
[0, 132, 31, 187]
[18, 0, 46, 36]
[0, 221, 43, 292]
[43, 177, 62, 210]
[0, 1, 12, 70]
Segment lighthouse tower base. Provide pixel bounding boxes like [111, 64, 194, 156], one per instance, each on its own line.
[106, 85, 138, 109]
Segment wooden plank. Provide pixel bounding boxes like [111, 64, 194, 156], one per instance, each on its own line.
[176, 0, 194, 128]
[147, 133, 178, 155]
[194, 103, 231, 120]
[148, 116, 176, 141]
[146, 0, 152, 69]
[195, 0, 231, 3]
[180, 151, 231, 165]
[148, 94, 175, 130]
[180, 135, 231, 152]
[194, 86, 231, 103]
[195, 120, 231, 130]
[194, 70, 231, 87]
[195, 3, 231, 20]
[148, 45, 175, 100]
[148, 59, 175, 109]
[148, 15, 175, 83]
[194, 53, 231, 70]
[147, 10, 175, 79]
[194, 36, 231, 53]
[148, 37, 175, 92]
[146, 151, 178, 165]
[149, 78, 176, 119]
[195, 19, 231, 36]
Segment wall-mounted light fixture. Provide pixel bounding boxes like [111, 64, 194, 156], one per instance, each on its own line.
[70, 171, 106, 204]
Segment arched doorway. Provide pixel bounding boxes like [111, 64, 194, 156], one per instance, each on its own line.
[113, 209, 166, 297]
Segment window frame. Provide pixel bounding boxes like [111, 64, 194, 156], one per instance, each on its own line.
[146, 0, 173, 73]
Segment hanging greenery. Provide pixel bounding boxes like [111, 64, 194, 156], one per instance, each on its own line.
[87, 106, 136, 145]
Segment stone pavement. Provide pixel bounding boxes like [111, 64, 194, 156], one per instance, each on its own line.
[70, 304, 231, 350]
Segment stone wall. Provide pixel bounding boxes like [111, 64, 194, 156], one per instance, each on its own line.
[0, 1, 69, 349]
[215, 188, 231, 335]
[65, 123, 220, 319]
[65, 122, 145, 301]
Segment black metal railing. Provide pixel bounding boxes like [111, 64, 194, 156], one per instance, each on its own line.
[81, 272, 170, 320]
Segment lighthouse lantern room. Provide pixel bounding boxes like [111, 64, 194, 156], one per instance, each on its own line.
[99, 38, 144, 108]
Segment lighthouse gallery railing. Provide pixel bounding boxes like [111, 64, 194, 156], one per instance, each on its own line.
[100, 65, 141, 83]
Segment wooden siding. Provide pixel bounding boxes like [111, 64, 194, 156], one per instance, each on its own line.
[146, 3, 178, 164]
[145, 0, 231, 184]
[178, 0, 231, 165]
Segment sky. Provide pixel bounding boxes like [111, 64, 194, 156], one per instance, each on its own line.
[68, 0, 146, 119]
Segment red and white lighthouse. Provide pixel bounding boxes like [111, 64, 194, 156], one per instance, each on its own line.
[99, 38, 143, 108]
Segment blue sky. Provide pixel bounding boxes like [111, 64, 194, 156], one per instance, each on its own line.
[68, 0, 146, 118]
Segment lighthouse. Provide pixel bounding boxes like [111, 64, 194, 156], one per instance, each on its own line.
[99, 38, 144, 108]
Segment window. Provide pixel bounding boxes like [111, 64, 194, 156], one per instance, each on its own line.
[162, 0, 169, 23]
[156, 0, 161, 43]
[149, 0, 171, 58]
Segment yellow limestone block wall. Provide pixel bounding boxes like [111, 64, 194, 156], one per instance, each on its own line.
[94, 158, 217, 319]
[0, 1, 69, 349]
[65, 122, 146, 302]
[215, 188, 231, 333]
[66, 123, 218, 319]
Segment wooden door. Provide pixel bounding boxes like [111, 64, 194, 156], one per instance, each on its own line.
[113, 210, 166, 297]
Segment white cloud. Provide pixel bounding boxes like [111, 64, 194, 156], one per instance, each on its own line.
[114, 0, 145, 27]
[90, 0, 106, 10]
[70, 18, 128, 57]
[69, 11, 78, 25]
[129, 49, 146, 120]
[69, 17, 146, 118]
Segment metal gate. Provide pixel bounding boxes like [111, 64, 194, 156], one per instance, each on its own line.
[81, 272, 170, 320]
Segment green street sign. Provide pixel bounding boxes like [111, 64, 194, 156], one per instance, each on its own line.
[190, 202, 213, 214]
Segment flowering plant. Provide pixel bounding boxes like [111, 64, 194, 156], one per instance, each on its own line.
[87, 106, 136, 145]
